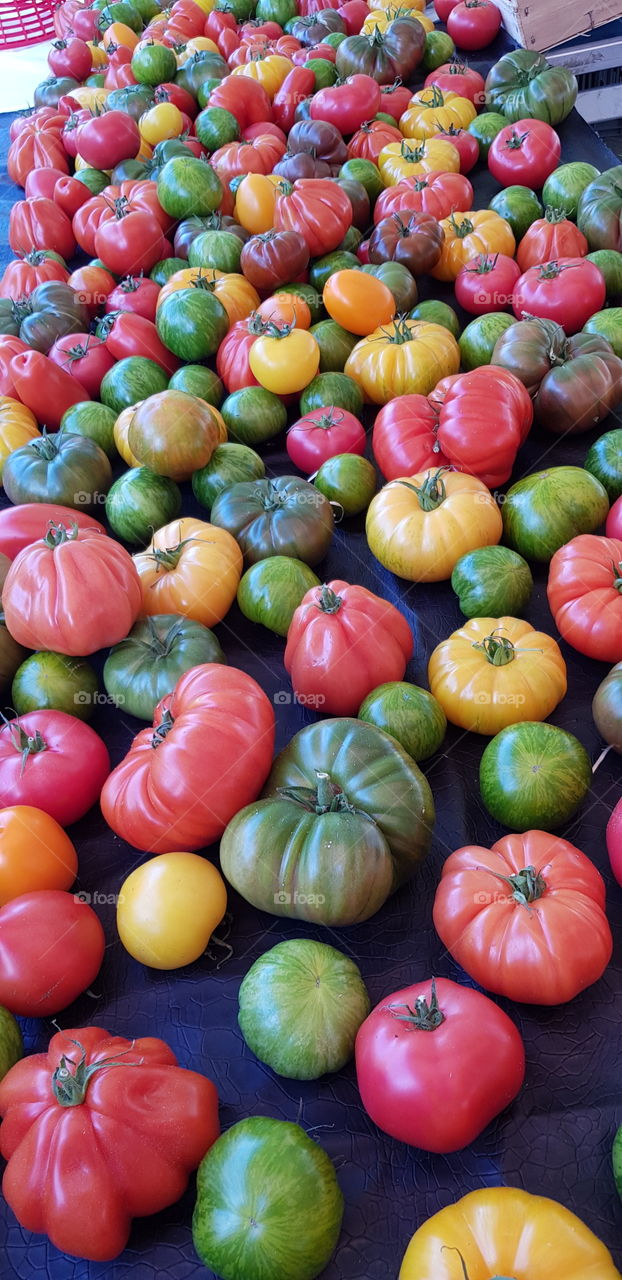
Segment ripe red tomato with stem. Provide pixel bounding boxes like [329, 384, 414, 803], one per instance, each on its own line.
[447, 0, 502, 49]
[77, 112, 141, 170]
[48, 332, 115, 397]
[512, 257, 606, 333]
[286, 407, 366, 472]
[431, 126, 478, 174]
[95, 208, 169, 278]
[0, 710, 110, 827]
[372, 394, 447, 480]
[97, 310, 179, 376]
[547, 533, 622, 663]
[488, 118, 561, 188]
[455, 252, 520, 315]
[105, 275, 161, 321]
[48, 36, 93, 81]
[424, 63, 486, 105]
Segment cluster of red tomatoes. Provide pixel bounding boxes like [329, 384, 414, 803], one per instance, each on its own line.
[0, 0, 620, 1272]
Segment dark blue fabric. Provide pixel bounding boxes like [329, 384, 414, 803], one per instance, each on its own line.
[0, 34, 622, 1279]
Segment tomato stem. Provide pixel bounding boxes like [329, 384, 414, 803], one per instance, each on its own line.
[612, 560, 622, 592]
[316, 585, 342, 613]
[472, 629, 543, 665]
[151, 705, 175, 747]
[43, 520, 81, 548]
[277, 770, 361, 815]
[52, 1039, 140, 1107]
[397, 466, 450, 510]
[386, 978, 445, 1031]
[491, 864, 546, 905]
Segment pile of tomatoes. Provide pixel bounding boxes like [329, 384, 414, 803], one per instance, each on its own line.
[0, 0, 621, 1273]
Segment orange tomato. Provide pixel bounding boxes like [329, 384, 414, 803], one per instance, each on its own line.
[234, 173, 280, 234]
[323, 269, 396, 336]
[134, 517, 242, 626]
[256, 292, 312, 329]
[0, 806, 78, 906]
[102, 22, 139, 49]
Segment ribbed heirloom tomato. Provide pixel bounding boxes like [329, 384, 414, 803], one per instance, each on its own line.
[345, 318, 460, 404]
[133, 517, 242, 627]
[512, 257, 606, 334]
[547, 533, 622, 662]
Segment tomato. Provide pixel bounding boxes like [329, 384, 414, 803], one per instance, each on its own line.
[250, 326, 320, 394]
[126, 391, 219, 481]
[547, 533, 622, 663]
[431, 124, 478, 173]
[95, 206, 168, 277]
[368, 211, 444, 276]
[0, 890, 104, 1018]
[0, 399, 40, 479]
[513, 257, 606, 334]
[4, 522, 141, 657]
[488, 117, 562, 191]
[0, 504, 105, 560]
[479, 720, 592, 830]
[257, 291, 312, 329]
[286, 407, 365, 472]
[355, 976, 524, 1152]
[7, 118, 69, 188]
[485, 48, 578, 126]
[311, 74, 381, 134]
[374, 171, 473, 223]
[117, 851, 227, 969]
[425, 60, 485, 104]
[322, 269, 395, 336]
[399, 1188, 620, 1280]
[48, 333, 115, 397]
[429, 617, 566, 735]
[451, 546, 533, 618]
[347, 119, 402, 164]
[285, 580, 413, 715]
[53, 173, 93, 219]
[68, 263, 117, 315]
[77, 110, 140, 169]
[372, 393, 445, 480]
[345, 317, 460, 405]
[101, 664, 275, 853]
[24, 167, 68, 199]
[447, 0, 501, 48]
[0, 806, 77, 906]
[105, 274, 161, 320]
[273, 178, 352, 256]
[400, 87, 476, 141]
[133, 516, 241, 624]
[433, 365, 533, 488]
[1, 249, 69, 301]
[208, 74, 274, 131]
[99, 309, 179, 376]
[9, 350, 89, 430]
[9, 197, 75, 262]
[378, 137, 460, 186]
[608, 495, 622, 539]
[0, 707, 109, 826]
[516, 207, 589, 271]
[455, 251, 520, 314]
[240, 230, 309, 291]
[237, 556, 320, 636]
[0, 1024, 219, 1262]
[379, 79, 413, 121]
[592, 662, 622, 754]
[366, 467, 502, 582]
[139, 102, 185, 145]
[501, 465, 610, 563]
[433, 209, 516, 281]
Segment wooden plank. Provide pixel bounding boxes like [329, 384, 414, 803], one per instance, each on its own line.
[494, 0, 622, 51]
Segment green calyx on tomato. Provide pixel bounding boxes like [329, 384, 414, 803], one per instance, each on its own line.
[42, 519, 80, 548]
[398, 468, 448, 511]
[5, 720, 48, 771]
[448, 213, 474, 239]
[387, 977, 445, 1030]
[472, 630, 541, 666]
[52, 1039, 135, 1107]
[279, 769, 360, 815]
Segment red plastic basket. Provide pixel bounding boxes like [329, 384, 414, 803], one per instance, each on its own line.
[0, 0, 56, 50]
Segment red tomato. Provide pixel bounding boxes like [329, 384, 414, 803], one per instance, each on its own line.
[105, 274, 161, 321]
[0, 890, 105, 1017]
[424, 62, 486, 106]
[216, 314, 263, 392]
[10, 350, 89, 429]
[434, 366, 532, 487]
[155, 81, 198, 118]
[455, 252, 521, 314]
[513, 257, 606, 334]
[272, 67, 315, 132]
[274, 178, 352, 256]
[607, 495, 622, 539]
[48, 332, 115, 397]
[209, 76, 274, 131]
[73, 5, 100, 39]
[372, 394, 447, 480]
[431, 126, 478, 174]
[77, 111, 140, 169]
[0, 1025, 219, 1262]
[48, 36, 93, 80]
[54, 174, 92, 218]
[379, 80, 414, 122]
[285, 579, 413, 715]
[0, 250, 69, 300]
[3, 524, 142, 658]
[95, 209, 169, 278]
[607, 798, 622, 886]
[516, 211, 588, 272]
[243, 120, 288, 145]
[310, 75, 381, 135]
[74, 181, 173, 258]
[98, 310, 179, 376]
[100, 665, 275, 854]
[62, 108, 92, 159]
[374, 171, 473, 223]
[68, 264, 117, 316]
[433, 830, 613, 1005]
[434, 0, 460, 19]
[547, 534, 622, 663]
[338, 0, 369, 33]
[0, 504, 105, 560]
[286, 407, 366, 472]
[9, 197, 75, 262]
[0, 337, 29, 399]
[0, 711, 110, 827]
[8, 118, 69, 187]
[447, 0, 502, 49]
[347, 119, 402, 164]
[24, 167, 67, 199]
[488, 118, 561, 189]
[355, 976, 525, 1152]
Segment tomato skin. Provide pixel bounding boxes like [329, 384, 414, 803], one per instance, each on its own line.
[0, 890, 105, 1017]
[513, 257, 606, 334]
[374, 171, 473, 223]
[516, 211, 588, 271]
[0, 711, 109, 827]
[0, 806, 77, 906]
[434, 366, 533, 487]
[117, 852, 228, 969]
[372, 394, 447, 480]
[455, 252, 521, 315]
[425, 62, 486, 105]
[8, 118, 69, 187]
[95, 209, 169, 278]
[286, 407, 366, 472]
[323, 269, 396, 336]
[105, 275, 161, 321]
[77, 111, 141, 168]
[547, 533, 622, 663]
[53, 174, 92, 219]
[0, 250, 69, 301]
[49, 37, 93, 81]
[311, 75, 381, 135]
[9, 350, 89, 430]
[272, 67, 315, 132]
[355, 976, 525, 1152]
[0, 504, 105, 560]
[48, 332, 115, 397]
[0, 1025, 219, 1262]
[216, 315, 263, 392]
[431, 126, 478, 173]
[607, 495, 622, 539]
[98, 310, 179, 376]
[209, 76, 274, 131]
[25, 167, 67, 199]
[447, 0, 501, 50]
[488, 118, 561, 188]
[9, 197, 75, 262]
[67, 264, 117, 317]
[250, 327, 320, 394]
[285, 579, 413, 715]
[274, 178, 352, 256]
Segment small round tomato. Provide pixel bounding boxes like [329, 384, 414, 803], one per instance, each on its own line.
[488, 119, 562, 189]
[105, 274, 161, 321]
[455, 253, 521, 315]
[447, 0, 502, 49]
[116, 851, 227, 970]
[249, 327, 320, 394]
[323, 270, 396, 336]
[287, 407, 366, 473]
[139, 102, 185, 145]
[0, 806, 78, 906]
[256, 292, 312, 329]
[513, 257, 606, 334]
[0, 889, 105, 1016]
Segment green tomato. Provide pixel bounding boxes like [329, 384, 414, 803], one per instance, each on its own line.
[309, 251, 359, 293]
[150, 257, 187, 286]
[194, 106, 240, 152]
[480, 721, 592, 831]
[11, 652, 99, 721]
[60, 401, 117, 460]
[73, 167, 110, 195]
[586, 250, 622, 303]
[314, 453, 376, 517]
[467, 111, 507, 160]
[451, 546, 533, 617]
[542, 162, 600, 219]
[592, 662, 622, 753]
[131, 42, 177, 84]
[168, 363, 223, 407]
[358, 681, 446, 761]
[423, 30, 455, 71]
[157, 155, 223, 219]
[237, 556, 320, 636]
[339, 225, 363, 254]
[192, 443, 265, 511]
[103, 615, 225, 721]
[306, 57, 338, 90]
[238, 939, 370, 1079]
[502, 466, 610, 562]
[584, 429, 622, 502]
[256, 0, 297, 22]
[489, 185, 543, 241]
[0, 1006, 22, 1081]
[310, 319, 358, 373]
[221, 386, 287, 447]
[339, 157, 384, 203]
[156, 287, 229, 362]
[409, 299, 460, 338]
[188, 229, 242, 273]
[613, 1125, 622, 1204]
[106, 467, 181, 545]
[363, 261, 418, 312]
[100, 356, 168, 414]
[583, 308, 622, 358]
[459, 312, 515, 370]
[299, 372, 364, 417]
[192, 1117, 344, 1280]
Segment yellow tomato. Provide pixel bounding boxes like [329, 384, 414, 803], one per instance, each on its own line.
[113, 403, 142, 467]
[139, 102, 184, 145]
[158, 268, 260, 326]
[345, 318, 460, 404]
[399, 1187, 621, 1280]
[366, 467, 503, 581]
[370, 0, 425, 12]
[232, 55, 294, 99]
[68, 86, 108, 110]
[433, 209, 516, 280]
[400, 86, 476, 139]
[102, 21, 139, 49]
[378, 137, 460, 185]
[363, 7, 432, 30]
[428, 617, 567, 734]
[117, 851, 228, 970]
[0, 398, 40, 480]
[87, 40, 108, 69]
[234, 172, 280, 234]
[249, 327, 320, 394]
[191, 0, 216, 11]
[183, 35, 219, 56]
[134, 516, 242, 625]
